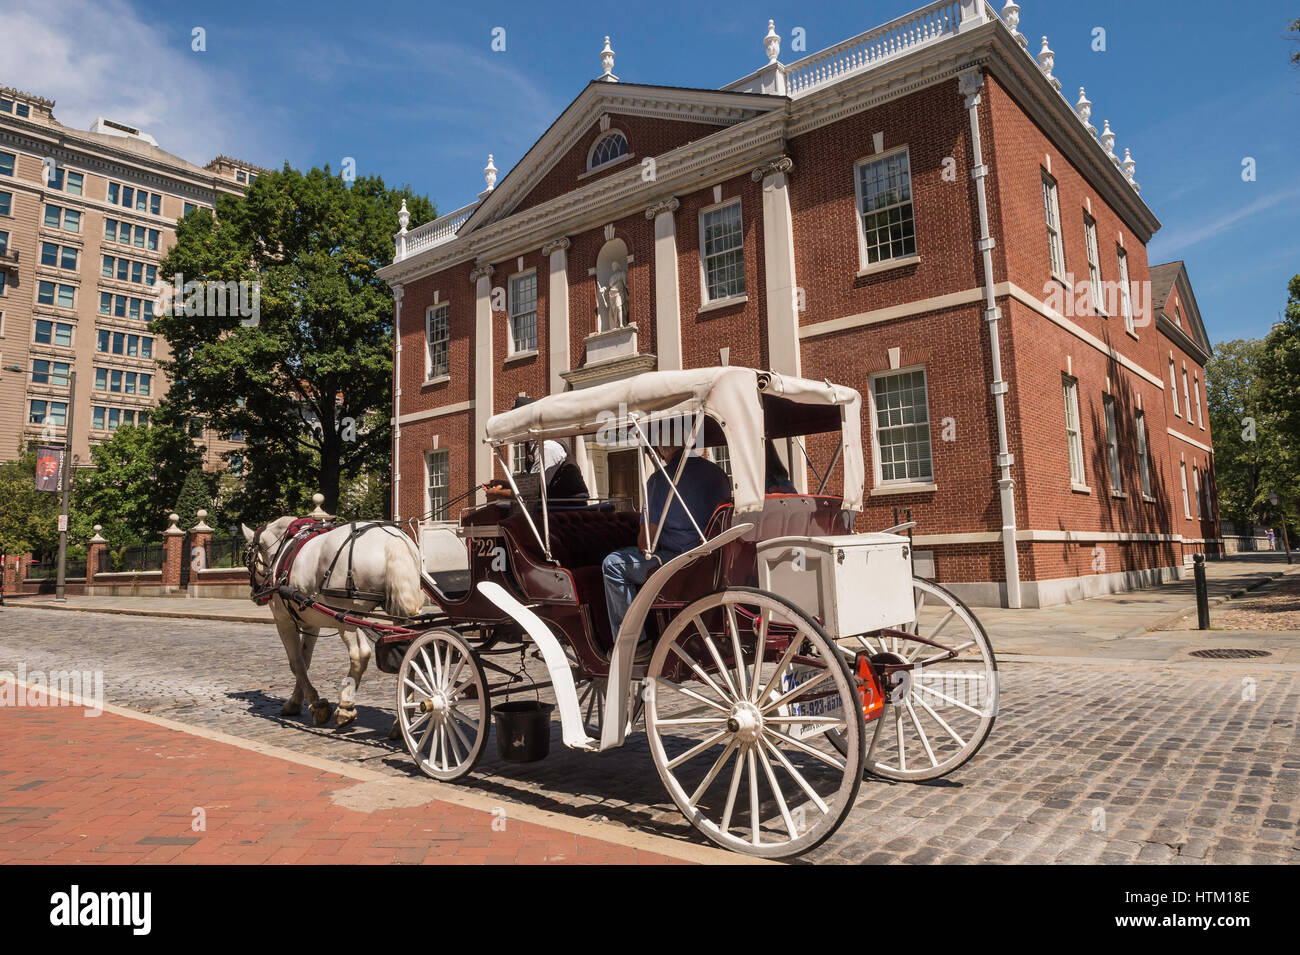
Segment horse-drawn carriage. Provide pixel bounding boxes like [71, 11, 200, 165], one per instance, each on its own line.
[247, 367, 997, 858]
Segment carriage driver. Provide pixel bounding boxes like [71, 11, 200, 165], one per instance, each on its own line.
[602, 435, 731, 660]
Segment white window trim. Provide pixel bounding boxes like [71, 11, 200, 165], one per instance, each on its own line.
[1193, 373, 1203, 429]
[507, 268, 539, 355]
[867, 364, 935, 489]
[424, 302, 450, 382]
[1169, 358, 1181, 417]
[1063, 374, 1086, 489]
[853, 146, 917, 273]
[1042, 170, 1066, 281]
[1179, 461, 1191, 519]
[1136, 410, 1153, 501]
[1103, 394, 1123, 494]
[1083, 214, 1106, 317]
[425, 449, 449, 521]
[585, 129, 630, 172]
[1193, 465, 1202, 519]
[1181, 367, 1192, 423]
[1117, 246, 1135, 336]
[698, 196, 746, 306]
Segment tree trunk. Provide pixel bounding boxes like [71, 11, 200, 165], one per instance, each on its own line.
[320, 429, 341, 515]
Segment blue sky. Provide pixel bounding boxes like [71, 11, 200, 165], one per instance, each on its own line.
[2, 0, 1296, 343]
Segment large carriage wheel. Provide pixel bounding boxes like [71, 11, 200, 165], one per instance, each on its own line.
[397, 629, 490, 782]
[830, 578, 997, 781]
[645, 587, 864, 859]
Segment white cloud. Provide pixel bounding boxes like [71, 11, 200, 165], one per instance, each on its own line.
[0, 0, 286, 167]
[1151, 185, 1300, 257]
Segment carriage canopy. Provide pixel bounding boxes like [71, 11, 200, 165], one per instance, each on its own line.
[483, 367, 864, 515]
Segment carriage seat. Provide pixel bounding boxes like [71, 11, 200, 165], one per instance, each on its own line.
[501, 506, 640, 570]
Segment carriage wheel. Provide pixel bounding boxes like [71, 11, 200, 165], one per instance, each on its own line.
[830, 577, 997, 781]
[645, 587, 864, 859]
[397, 629, 490, 782]
[575, 676, 644, 738]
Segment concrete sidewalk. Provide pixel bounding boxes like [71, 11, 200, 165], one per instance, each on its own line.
[3, 593, 272, 624]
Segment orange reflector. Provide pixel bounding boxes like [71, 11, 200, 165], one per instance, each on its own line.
[856, 654, 884, 722]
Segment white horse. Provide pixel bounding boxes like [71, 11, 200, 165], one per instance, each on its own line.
[242, 517, 425, 729]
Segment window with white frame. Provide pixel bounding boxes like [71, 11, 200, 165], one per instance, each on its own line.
[700, 200, 745, 301]
[1193, 466, 1201, 519]
[1193, 373, 1203, 428]
[1103, 394, 1122, 493]
[870, 368, 933, 484]
[1169, 358, 1180, 416]
[855, 150, 916, 267]
[426, 449, 449, 520]
[1136, 410, 1152, 499]
[1042, 171, 1065, 279]
[425, 303, 449, 379]
[1062, 374, 1085, 486]
[1179, 461, 1191, 518]
[508, 272, 537, 352]
[1084, 214, 1104, 314]
[1117, 246, 1134, 334]
[1181, 367, 1191, 422]
[588, 131, 628, 170]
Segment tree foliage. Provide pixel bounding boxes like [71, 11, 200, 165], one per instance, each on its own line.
[152, 165, 434, 519]
[73, 424, 203, 548]
[0, 449, 64, 558]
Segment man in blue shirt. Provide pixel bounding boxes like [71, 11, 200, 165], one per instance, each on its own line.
[602, 443, 731, 658]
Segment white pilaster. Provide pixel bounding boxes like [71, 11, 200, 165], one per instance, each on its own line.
[471, 263, 495, 503]
[392, 284, 404, 521]
[543, 237, 571, 394]
[754, 158, 800, 380]
[645, 197, 682, 371]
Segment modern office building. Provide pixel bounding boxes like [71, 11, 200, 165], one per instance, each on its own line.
[0, 83, 258, 471]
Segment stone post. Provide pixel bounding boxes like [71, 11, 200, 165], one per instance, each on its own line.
[189, 510, 213, 582]
[161, 512, 185, 593]
[86, 526, 107, 583]
[309, 493, 331, 522]
[2, 554, 24, 595]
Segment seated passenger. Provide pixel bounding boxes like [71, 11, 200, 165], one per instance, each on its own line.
[602, 439, 731, 658]
[765, 440, 797, 494]
[483, 397, 589, 504]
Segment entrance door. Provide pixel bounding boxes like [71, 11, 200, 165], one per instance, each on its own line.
[606, 450, 640, 508]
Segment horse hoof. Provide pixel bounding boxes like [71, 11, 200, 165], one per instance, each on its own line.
[281, 701, 302, 717]
[387, 720, 402, 741]
[311, 702, 332, 726]
[335, 707, 358, 729]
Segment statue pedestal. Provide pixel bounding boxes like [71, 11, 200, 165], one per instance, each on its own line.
[584, 322, 639, 367]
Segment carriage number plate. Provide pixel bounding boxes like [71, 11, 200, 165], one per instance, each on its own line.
[779, 666, 843, 740]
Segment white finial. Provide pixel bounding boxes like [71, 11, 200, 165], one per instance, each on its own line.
[1001, 2, 1027, 48]
[764, 20, 781, 63]
[1122, 148, 1138, 190]
[598, 36, 618, 82]
[483, 154, 498, 192]
[1100, 120, 1116, 161]
[1037, 36, 1061, 91]
[1075, 87, 1096, 136]
[397, 198, 410, 233]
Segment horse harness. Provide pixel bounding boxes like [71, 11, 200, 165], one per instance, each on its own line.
[245, 519, 412, 610]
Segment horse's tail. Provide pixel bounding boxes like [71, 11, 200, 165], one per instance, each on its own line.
[384, 533, 425, 618]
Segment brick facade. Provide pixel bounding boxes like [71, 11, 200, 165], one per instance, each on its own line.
[380, 8, 1219, 606]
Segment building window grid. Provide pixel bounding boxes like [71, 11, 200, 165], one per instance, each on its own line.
[856, 150, 917, 267]
[871, 368, 934, 484]
[1062, 375, 1085, 486]
[508, 273, 537, 353]
[1192, 374, 1203, 428]
[1084, 215, 1104, 314]
[1042, 172, 1065, 279]
[426, 304, 450, 379]
[426, 450, 450, 520]
[588, 131, 629, 170]
[1117, 246, 1134, 334]
[700, 200, 746, 301]
[1193, 466, 1202, 519]
[1136, 411, 1152, 499]
[1103, 394, 1123, 493]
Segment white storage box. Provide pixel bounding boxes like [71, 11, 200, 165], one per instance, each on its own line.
[756, 533, 915, 636]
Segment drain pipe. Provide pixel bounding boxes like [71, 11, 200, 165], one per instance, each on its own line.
[960, 69, 1022, 609]
[392, 285, 404, 522]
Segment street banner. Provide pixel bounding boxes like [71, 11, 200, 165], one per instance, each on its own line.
[35, 445, 64, 493]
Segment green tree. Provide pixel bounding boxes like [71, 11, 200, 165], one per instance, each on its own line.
[1207, 338, 1293, 524]
[152, 165, 434, 517]
[0, 449, 62, 558]
[1256, 275, 1300, 526]
[173, 465, 216, 533]
[73, 424, 203, 547]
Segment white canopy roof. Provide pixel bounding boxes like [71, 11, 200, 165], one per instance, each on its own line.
[484, 367, 864, 515]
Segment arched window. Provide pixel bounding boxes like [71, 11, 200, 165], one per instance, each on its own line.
[588, 131, 628, 170]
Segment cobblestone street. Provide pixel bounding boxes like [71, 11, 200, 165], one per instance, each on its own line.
[1, 605, 1297, 864]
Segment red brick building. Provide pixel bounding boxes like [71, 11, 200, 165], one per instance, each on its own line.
[377, 1, 1220, 607]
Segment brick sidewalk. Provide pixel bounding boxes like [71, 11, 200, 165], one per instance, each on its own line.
[0, 702, 687, 865]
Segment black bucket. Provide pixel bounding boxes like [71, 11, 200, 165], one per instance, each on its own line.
[492, 700, 555, 763]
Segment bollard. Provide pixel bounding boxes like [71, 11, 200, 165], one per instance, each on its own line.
[1193, 553, 1210, 630]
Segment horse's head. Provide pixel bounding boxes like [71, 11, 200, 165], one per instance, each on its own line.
[242, 516, 295, 596]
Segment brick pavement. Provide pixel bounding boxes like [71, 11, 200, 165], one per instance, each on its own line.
[0, 700, 688, 865]
[2, 605, 1298, 863]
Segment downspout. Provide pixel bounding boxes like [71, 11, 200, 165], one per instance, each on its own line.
[961, 68, 1022, 609]
[392, 284, 403, 522]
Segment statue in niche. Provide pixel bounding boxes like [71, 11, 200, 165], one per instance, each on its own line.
[600, 260, 628, 329]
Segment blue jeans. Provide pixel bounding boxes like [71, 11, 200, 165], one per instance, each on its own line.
[601, 546, 664, 645]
